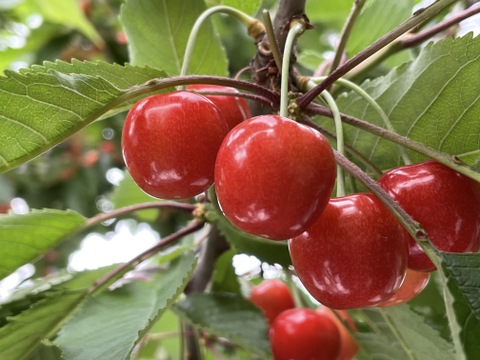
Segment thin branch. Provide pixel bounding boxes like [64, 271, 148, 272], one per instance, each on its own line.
[297, 0, 457, 108]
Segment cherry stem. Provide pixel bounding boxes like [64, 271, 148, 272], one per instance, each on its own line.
[329, 0, 366, 74]
[334, 150, 428, 243]
[307, 103, 480, 183]
[85, 201, 196, 227]
[262, 10, 283, 72]
[280, 21, 306, 117]
[87, 220, 205, 296]
[179, 5, 264, 83]
[296, 0, 456, 109]
[309, 76, 412, 165]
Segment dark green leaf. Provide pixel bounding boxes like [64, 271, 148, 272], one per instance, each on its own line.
[121, 0, 228, 76]
[0, 209, 85, 281]
[174, 293, 272, 358]
[55, 252, 196, 360]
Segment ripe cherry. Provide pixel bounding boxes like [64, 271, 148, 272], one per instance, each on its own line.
[379, 160, 480, 271]
[289, 193, 408, 309]
[186, 84, 251, 130]
[269, 308, 341, 360]
[122, 91, 228, 199]
[380, 268, 430, 307]
[215, 114, 336, 240]
[249, 279, 295, 324]
[316, 307, 359, 360]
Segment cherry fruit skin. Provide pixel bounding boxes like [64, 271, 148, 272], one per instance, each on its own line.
[122, 91, 229, 199]
[215, 115, 336, 240]
[269, 308, 341, 360]
[316, 307, 359, 360]
[186, 84, 251, 130]
[380, 268, 430, 307]
[379, 160, 480, 271]
[249, 279, 295, 324]
[289, 193, 408, 309]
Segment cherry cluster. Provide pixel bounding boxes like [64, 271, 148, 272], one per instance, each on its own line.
[121, 85, 480, 311]
[249, 279, 359, 360]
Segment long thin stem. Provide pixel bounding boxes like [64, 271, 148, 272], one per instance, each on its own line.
[329, 0, 366, 74]
[307, 103, 480, 182]
[180, 5, 263, 80]
[280, 21, 305, 117]
[262, 10, 283, 72]
[297, 0, 456, 108]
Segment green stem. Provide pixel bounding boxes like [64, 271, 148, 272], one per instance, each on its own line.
[262, 9, 283, 72]
[311, 76, 412, 165]
[329, 0, 366, 74]
[297, 0, 456, 108]
[307, 104, 480, 183]
[280, 21, 305, 117]
[379, 309, 417, 360]
[180, 5, 263, 81]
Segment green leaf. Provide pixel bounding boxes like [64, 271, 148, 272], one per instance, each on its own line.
[55, 252, 196, 360]
[347, 0, 415, 56]
[121, 0, 228, 76]
[305, 0, 353, 27]
[0, 266, 115, 360]
[334, 34, 480, 169]
[358, 306, 454, 360]
[0, 209, 86, 281]
[438, 252, 480, 358]
[0, 60, 168, 173]
[205, 0, 261, 15]
[211, 249, 241, 295]
[174, 293, 272, 358]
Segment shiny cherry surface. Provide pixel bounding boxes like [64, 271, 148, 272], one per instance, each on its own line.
[379, 160, 480, 271]
[316, 307, 359, 360]
[122, 91, 228, 199]
[380, 268, 430, 306]
[269, 308, 341, 360]
[186, 84, 251, 130]
[289, 193, 408, 309]
[249, 279, 295, 324]
[215, 115, 336, 240]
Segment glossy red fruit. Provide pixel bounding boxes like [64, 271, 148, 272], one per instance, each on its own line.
[289, 193, 408, 309]
[249, 279, 295, 324]
[270, 308, 341, 360]
[122, 91, 229, 199]
[379, 160, 480, 271]
[316, 307, 359, 360]
[186, 84, 251, 130]
[215, 115, 336, 240]
[380, 268, 430, 307]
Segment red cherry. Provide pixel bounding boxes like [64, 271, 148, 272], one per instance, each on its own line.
[215, 115, 336, 240]
[186, 84, 251, 130]
[380, 268, 430, 307]
[122, 91, 229, 199]
[289, 193, 408, 309]
[316, 307, 359, 360]
[249, 279, 295, 324]
[269, 308, 341, 360]
[379, 160, 480, 271]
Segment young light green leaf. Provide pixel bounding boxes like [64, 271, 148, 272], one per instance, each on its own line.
[55, 252, 196, 360]
[0, 266, 116, 360]
[0, 61, 168, 173]
[305, 0, 354, 27]
[205, 0, 262, 15]
[358, 306, 454, 360]
[121, 0, 228, 76]
[333, 34, 480, 170]
[0, 209, 86, 281]
[174, 293, 272, 358]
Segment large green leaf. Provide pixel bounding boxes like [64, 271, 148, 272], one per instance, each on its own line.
[174, 293, 272, 358]
[358, 306, 454, 360]
[305, 0, 354, 27]
[0, 209, 85, 281]
[0, 60, 168, 173]
[205, 0, 261, 15]
[332, 34, 480, 170]
[0, 266, 115, 360]
[121, 0, 228, 76]
[55, 252, 196, 360]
